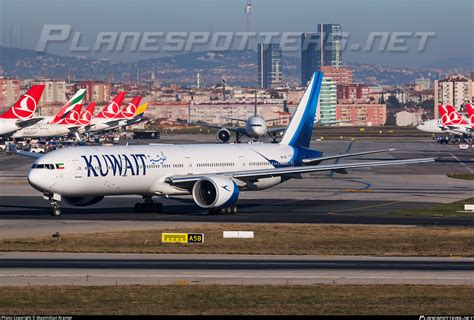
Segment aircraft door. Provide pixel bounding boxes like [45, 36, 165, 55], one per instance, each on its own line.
[239, 155, 246, 167]
[184, 156, 192, 175]
[72, 160, 82, 178]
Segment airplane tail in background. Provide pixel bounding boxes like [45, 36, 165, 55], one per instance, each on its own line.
[0, 85, 45, 120]
[79, 102, 96, 125]
[50, 89, 86, 124]
[466, 103, 474, 127]
[444, 104, 468, 125]
[116, 96, 142, 119]
[54, 104, 83, 125]
[95, 92, 127, 119]
[280, 72, 323, 148]
[134, 102, 148, 118]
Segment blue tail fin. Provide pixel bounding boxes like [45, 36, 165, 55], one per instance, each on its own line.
[280, 72, 323, 148]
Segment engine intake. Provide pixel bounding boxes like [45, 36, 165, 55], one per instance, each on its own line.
[216, 128, 231, 143]
[63, 196, 104, 207]
[192, 176, 239, 208]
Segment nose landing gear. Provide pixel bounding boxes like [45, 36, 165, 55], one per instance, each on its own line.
[45, 193, 62, 216]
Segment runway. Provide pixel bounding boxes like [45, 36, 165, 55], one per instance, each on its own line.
[0, 196, 473, 227]
[1, 253, 473, 286]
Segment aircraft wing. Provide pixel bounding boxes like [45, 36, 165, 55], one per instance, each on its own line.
[267, 127, 287, 134]
[221, 117, 247, 123]
[16, 150, 42, 159]
[16, 118, 44, 128]
[182, 120, 248, 134]
[302, 148, 396, 165]
[165, 157, 435, 186]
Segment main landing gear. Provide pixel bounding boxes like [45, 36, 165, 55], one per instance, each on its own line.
[134, 196, 163, 213]
[208, 206, 238, 215]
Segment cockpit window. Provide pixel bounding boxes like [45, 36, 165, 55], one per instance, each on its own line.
[32, 163, 55, 170]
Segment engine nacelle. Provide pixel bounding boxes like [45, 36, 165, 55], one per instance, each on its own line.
[63, 196, 104, 207]
[216, 128, 231, 143]
[192, 176, 239, 208]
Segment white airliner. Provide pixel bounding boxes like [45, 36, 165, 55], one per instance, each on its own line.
[12, 89, 86, 138]
[184, 96, 287, 143]
[417, 104, 472, 143]
[0, 85, 45, 136]
[24, 72, 434, 216]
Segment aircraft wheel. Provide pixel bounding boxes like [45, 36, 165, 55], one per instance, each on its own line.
[52, 207, 61, 216]
[153, 203, 163, 213]
[230, 206, 238, 214]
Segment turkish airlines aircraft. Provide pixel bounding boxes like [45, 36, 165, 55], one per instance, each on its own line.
[78, 102, 96, 127]
[12, 89, 86, 138]
[466, 103, 474, 127]
[24, 72, 434, 216]
[86, 92, 127, 132]
[439, 104, 471, 136]
[0, 85, 45, 136]
[97, 96, 142, 131]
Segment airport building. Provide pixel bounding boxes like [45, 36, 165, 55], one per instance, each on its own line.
[318, 77, 337, 124]
[301, 24, 342, 85]
[258, 43, 283, 89]
[434, 74, 472, 117]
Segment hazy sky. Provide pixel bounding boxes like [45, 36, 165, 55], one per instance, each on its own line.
[1, 0, 473, 67]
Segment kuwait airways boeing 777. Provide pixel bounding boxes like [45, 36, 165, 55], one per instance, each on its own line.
[24, 72, 434, 216]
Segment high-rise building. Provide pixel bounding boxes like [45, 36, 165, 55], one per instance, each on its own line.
[320, 66, 352, 85]
[258, 43, 282, 89]
[30, 80, 67, 105]
[301, 24, 342, 85]
[318, 77, 337, 124]
[434, 74, 472, 117]
[75, 80, 111, 103]
[0, 77, 21, 110]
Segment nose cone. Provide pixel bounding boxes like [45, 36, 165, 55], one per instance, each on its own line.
[247, 116, 267, 138]
[27, 168, 49, 192]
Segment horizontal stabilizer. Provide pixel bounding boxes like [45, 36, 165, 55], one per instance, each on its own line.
[16, 117, 43, 128]
[302, 148, 396, 165]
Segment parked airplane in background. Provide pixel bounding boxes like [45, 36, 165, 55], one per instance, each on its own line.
[0, 85, 45, 136]
[467, 103, 474, 126]
[23, 72, 434, 216]
[417, 104, 472, 144]
[12, 90, 86, 138]
[78, 102, 96, 128]
[86, 92, 127, 132]
[98, 96, 142, 131]
[182, 97, 287, 143]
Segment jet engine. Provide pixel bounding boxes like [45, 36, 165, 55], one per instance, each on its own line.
[216, 128, 231, 143]
[63, 196, 104, 206]
[192, 176, 239, 208]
